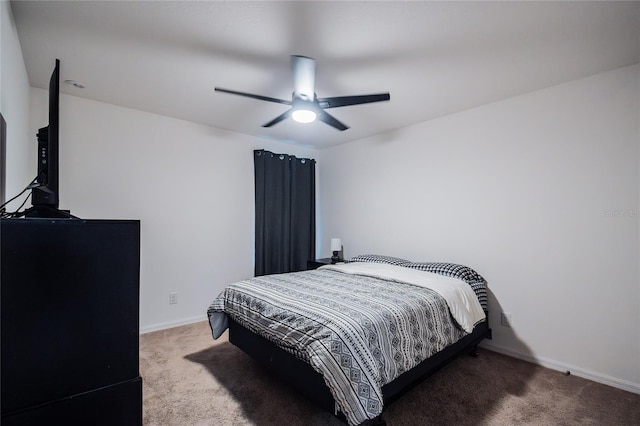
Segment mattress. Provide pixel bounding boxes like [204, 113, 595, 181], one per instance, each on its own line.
[208, 263, 485, 425]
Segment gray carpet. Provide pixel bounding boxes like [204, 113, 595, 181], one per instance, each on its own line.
[140, 321, 640, 425]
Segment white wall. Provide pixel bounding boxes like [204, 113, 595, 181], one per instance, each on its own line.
[1, 0, 31, 206]
[319, 65, 640, 393]
[29, 90, 318, 332]
[13, 0, 638, 391]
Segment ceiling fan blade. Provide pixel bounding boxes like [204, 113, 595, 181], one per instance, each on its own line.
[215, 87, 291, 105]
[291, 55, 316, 101]
[317, 93, 390, 109]
[317, 109, 349, 131]
[262, 110, 291, 128]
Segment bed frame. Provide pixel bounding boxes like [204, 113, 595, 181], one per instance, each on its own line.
[228, 316, 491, 424]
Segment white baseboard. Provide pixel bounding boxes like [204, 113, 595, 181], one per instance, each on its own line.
[480, 341, 640, 395]
[140, 315, 208, 334]
[140, 318, 640, 395]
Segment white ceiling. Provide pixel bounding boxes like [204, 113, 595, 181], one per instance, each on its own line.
[11, 1, 640, 149]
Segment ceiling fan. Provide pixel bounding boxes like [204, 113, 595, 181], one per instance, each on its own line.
[215, 55, 390, 131]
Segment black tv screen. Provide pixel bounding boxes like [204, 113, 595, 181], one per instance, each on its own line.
[31, 58, 60, 209]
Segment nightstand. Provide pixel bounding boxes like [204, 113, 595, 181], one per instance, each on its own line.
[307, 258, 338, 270]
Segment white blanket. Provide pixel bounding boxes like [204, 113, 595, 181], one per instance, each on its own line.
[321, 262, 485, 333]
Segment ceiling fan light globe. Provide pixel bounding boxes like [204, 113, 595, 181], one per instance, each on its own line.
[292, 109, 317, 124]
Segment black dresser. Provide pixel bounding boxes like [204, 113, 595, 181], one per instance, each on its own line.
[1, 218, 142, 426]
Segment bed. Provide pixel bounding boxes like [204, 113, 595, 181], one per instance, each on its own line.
[207, 255, 492, 425]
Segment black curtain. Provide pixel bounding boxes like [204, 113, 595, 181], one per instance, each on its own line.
[254, 149, 316, 276]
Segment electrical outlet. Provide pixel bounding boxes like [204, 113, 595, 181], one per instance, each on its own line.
[169, 292, 178, 305]
[501, 312, 512, 327]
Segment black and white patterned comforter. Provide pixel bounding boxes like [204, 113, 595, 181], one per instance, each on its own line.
[207, 263, 485, 426]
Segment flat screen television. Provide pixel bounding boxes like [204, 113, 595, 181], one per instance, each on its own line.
[25, 59, 69, 218]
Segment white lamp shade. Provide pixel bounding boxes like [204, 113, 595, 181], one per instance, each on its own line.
[330, 238, 342, 252]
